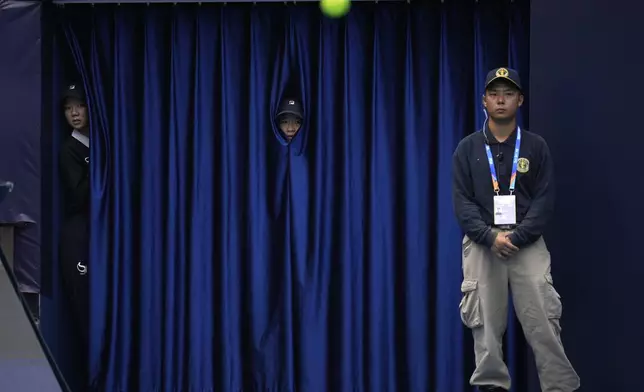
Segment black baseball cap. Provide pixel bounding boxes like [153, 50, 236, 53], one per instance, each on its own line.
[61, 83, 86, 104]
[484, 67, 522, 91]
[277, 97, 303, 119]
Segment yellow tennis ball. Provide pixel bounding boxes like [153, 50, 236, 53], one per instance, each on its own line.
[320, 0, 351, 18]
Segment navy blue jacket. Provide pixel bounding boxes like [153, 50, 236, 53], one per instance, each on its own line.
[451, 126, 555, 248]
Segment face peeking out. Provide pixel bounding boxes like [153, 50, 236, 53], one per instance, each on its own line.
[64, 98, 89, 131]
[278, 113, 302, 141]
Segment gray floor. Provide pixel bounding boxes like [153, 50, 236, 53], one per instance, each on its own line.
[0, 257, 63, 391]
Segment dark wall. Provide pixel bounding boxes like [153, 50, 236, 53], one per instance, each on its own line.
[0, 1, 41, 293]
[530, 0, 644, 390]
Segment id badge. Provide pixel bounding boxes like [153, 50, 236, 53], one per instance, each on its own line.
[493, 195, 516, 225]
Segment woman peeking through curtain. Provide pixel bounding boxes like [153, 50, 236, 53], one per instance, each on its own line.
[58, 82, 91, 387]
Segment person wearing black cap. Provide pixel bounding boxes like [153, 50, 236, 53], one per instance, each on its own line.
[276, 97, 304, 142]
[452, 68, 580, 392]
[58, 83, 91, 380]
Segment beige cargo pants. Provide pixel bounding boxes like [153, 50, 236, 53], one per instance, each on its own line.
[459, 234, 580, 391]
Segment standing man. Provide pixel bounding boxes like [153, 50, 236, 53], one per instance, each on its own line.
[451, 67, 580, 392]
[58, 83, 90, 385]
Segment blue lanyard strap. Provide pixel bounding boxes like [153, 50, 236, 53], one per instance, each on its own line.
[484, 127, 521, 195]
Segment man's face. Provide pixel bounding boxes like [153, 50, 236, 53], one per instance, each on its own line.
[483, 80, 523, 121]
[64, 98, 88, 130]
[278, 114, 302, 141]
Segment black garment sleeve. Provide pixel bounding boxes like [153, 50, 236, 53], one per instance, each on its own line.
[509, 139, 555, 247]
[452, 144, 497, 248]
[59, 145, 89, 215]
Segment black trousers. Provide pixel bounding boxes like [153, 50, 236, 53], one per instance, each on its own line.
[59, 215, 90, 388]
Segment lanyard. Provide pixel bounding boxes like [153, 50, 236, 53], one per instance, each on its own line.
[484, 127, 521, 195]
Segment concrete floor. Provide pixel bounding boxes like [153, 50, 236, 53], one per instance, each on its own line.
[0, 242, 64, 391]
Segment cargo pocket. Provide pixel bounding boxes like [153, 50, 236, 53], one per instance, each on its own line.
[544, 273, 563, 335]
[459, 279, 483, 328]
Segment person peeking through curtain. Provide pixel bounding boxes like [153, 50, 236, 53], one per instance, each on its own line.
[275, 97, 303, 142]
[58, 82, 91, 382]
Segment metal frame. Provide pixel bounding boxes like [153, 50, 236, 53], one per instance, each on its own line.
[52, 0, 409, 4]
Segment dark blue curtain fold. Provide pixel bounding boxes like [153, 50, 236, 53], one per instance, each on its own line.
[45, 1, 532, 391]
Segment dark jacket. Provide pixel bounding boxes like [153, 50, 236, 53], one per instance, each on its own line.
[452, 126, 555, 248]
[59, 135, 90, 243]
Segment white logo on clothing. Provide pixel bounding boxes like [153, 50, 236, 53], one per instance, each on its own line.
[77, 262, 87, 275]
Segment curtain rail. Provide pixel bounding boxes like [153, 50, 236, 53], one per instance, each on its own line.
[50, 0, 516, 5]
[49, 0, 515, 5]
[51, 0, 409, 4]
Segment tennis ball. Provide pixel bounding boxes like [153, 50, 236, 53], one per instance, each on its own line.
[320, 0, 351, 18]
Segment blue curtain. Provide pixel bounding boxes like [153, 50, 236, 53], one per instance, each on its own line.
[45, 1, 532, 391]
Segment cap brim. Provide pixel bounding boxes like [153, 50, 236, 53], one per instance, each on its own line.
[277, 110, 303, 118]
[485, 76, 522, 91]
[61, 91, 86, 103]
